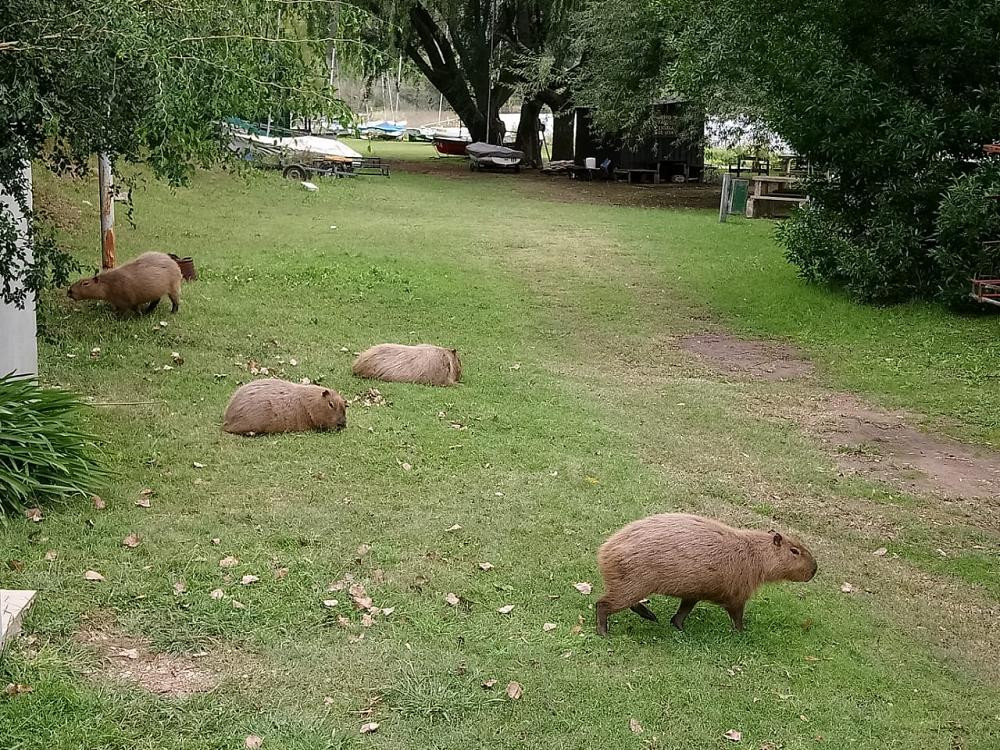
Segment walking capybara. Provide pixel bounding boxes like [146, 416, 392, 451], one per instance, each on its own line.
[352, 344, 462, 386]
[595, 513, 817, 636]
[222, 379, 347, 435]
[67, 251, 182, 314]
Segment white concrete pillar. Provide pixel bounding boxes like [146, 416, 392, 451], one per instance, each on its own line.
[0, 163, 38, 377]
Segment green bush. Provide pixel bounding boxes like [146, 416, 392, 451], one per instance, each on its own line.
[933, 164, 1000, 307]
[0, 374, 108, 514]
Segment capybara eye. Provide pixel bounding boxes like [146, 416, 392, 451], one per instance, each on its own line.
[791, 547, 800, 556]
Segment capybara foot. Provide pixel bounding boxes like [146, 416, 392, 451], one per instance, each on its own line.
[596, 599, 612, 637]
[670, 598, 699, 630]
[630, 602, 658, 623]
[144, 299, 160, 314]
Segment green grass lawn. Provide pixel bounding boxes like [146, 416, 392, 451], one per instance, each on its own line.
[2, 155, 998, 749]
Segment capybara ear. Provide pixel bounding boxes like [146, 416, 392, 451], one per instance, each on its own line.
[771, 531, 783, 546]
[322, 389, 330, 397]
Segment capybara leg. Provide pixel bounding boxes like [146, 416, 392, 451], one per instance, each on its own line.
[596, 598, 616, 637]
[670, 598, 698, 630]
[144, 298, 160, 314]
[725, 602, 745, 632]
[169, 292, 179, 313]
[630, 602, 659, 623]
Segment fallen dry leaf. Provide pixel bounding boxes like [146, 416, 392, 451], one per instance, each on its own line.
[444, 592, 460, 607]
[356, 543, 372, 558]
[497, 604, 515, 615]
[231, 599, 246, 610]
[24, 507, 42, 522]
[573, 582, 592, 595]
[135, 495, 151, 509]
[193, 462, 205, 469]
[84, 570, 104, 582]
[570, 625, 582, 635]
[44, 550, 58, 562]
[360, 722, 379, 734]
[244, 735, 263, 749]
[629, 718, 644, 734]
[361, 613, 375, 628]
[170, 352, 184, 365]
[873, 547, 888, 557]
[401, 462, 412, 471]
[275, 567, 289, 580]
[505, 681, 523, 700]
[117, 648, 140, 660]
[840, 582, 855, 593]
[210, 588, 225, 600]
[723, 729, 743, 742]
[91, 495, 106, 510]
[219, 556, 239, 568]
[3, 683, 34, 696]
[381, 607, 395, 617]
[210, 537, 221, 546]
[323, 599, 339, 608]
[446, 523, 462, 532]
[478, 561, 494, 571]
[122, 533, 141, 549]
[173, 580, 188, 595]
[336, 615, 351, 628]
[240, 574, 259, 586]
[542, 622, 557, 632]
[481, 679, 497, 689]
[323, 696, 334, 705]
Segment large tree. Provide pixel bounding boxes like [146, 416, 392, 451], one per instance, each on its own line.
[1, 0, 348, 308]
[577, 0, 1000, 304]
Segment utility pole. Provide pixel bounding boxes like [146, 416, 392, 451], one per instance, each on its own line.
[98, 152, 116, 269]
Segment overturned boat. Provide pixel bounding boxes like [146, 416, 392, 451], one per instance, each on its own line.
[465, 142, 524, 172]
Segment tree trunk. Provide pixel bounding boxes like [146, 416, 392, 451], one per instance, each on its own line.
[514, 97, 544, 168]
[551, 107, 574, 161]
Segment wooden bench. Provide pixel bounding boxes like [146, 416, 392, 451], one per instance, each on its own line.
[746, 176, 807, 218]
[615, 168, 661, 185]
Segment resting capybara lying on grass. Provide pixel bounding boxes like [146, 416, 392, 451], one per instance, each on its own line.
[596, 513, 817, 636]
[68, 251, 182, 314]
[352, 344, 461, 386]
[223, 379, 347, 435]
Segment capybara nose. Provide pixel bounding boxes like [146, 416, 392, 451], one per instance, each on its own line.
[67, 289, 73, 298]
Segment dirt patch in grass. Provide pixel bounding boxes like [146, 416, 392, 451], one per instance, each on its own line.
[74, 614, 219, 698]
[790, 392, 1000, 506]
[678, 333, 815, 381]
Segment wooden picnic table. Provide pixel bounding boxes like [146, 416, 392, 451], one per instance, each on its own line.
[746, 175, 808, 218]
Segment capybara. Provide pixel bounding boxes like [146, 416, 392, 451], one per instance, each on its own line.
[352, 344, 461, 386]
[222, 379, 347, 436]
[67, 251, 182, 314]
[595, 513, 817, 636]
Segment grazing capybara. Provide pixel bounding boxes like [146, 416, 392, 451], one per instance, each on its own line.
[67, 251, 182, 314]
[352, 344, 461, 386]
[222, 379, 347, 436]
[596, 513, 817, 636]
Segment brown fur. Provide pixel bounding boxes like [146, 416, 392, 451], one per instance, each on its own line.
[68, 252, 182, 314]
[352, 344, 462, 386]
[222, 379, 347, 436]
[595, 513, 817, 636]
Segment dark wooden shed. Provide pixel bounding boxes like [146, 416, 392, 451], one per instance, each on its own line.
[573, 100, 705, 183]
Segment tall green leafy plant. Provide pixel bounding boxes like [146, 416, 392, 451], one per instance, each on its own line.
[0, 374, 108, 513]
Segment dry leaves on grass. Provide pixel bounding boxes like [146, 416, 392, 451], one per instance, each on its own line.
[84, 570, 105, 582]
[244, 735, 263, 749]
[360, 722, 379, 734]
[122, 533, 141, 549]
[873, 547, 888, 557]
[542, 622, 557, 632]
[44, 550, 58, 562]
[573, 582, 592, 595]
[3, 683, 34, 696]
[136, 489, 154, 508]
[24, 508, 42, 522]
[481, 679, 497, 689]
[478, 561, 494, 571]
[219, 556, 239, 568]
[172, 581, 188, 595]
[210, 589, 225, 600]
[444, 592, 460, 607]
[91, 495, 106, 510]
[240, 575, 259, 586]
[840, 582, 855, 594]
[629, 718, 644, 734]
[505, 681, 523, 700]
[496, 605, 515, 615]
[446, 524, 462, 532]
[723, 729, 743, 742]
[210, 538, 221, 546]
[355, 544, 371, 559]
[275, 567, 289, 580]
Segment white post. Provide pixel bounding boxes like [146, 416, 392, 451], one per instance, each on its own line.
[719, 172, 732, 223]
[0, 163, 39, 376]
[98, 153, 116, 269]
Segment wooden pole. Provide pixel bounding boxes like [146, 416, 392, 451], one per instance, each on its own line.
[98, 152, 116, 269]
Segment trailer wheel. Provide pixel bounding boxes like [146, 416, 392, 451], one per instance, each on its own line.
[283, 165, 308, 181]
[513, 165, 521, 174]
[469, 161, 477, 172]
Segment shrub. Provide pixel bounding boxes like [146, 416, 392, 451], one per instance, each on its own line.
[0, 374, 108, 514]
[933, 163, 1000, 307]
